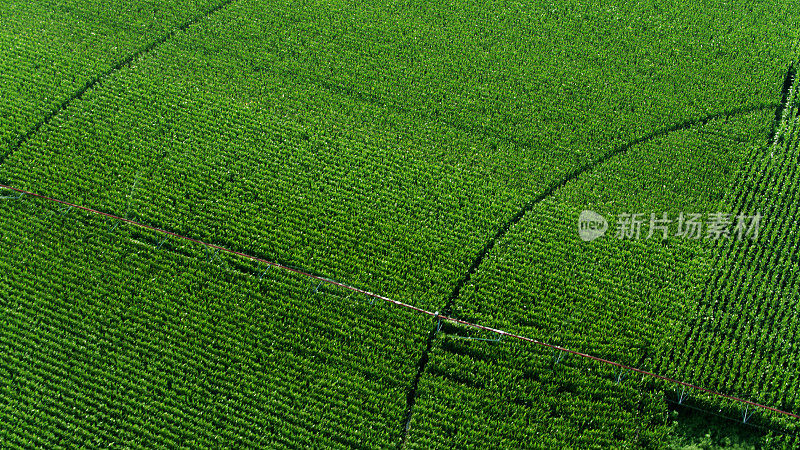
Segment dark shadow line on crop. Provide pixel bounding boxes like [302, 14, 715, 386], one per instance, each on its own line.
[278, 66, 537, 150]
[0, 0, 238, 169]
[665, 398, 797, 438]
[124, 226, 340, 281]
[769, 63, 796, 143]
[664, 61, 796, 375]
[400, 320, 438, 445]
[398, 101, 779, 447]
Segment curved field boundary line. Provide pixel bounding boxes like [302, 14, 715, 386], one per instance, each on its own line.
[441, 101, 780, 316]
[0, 0, 239, 167]
[1, 183, 798, 426]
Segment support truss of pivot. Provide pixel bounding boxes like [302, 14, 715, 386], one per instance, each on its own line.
[106, 219, 120, 234]
[48, 204, 73, 218]
[306, 280, 323, 296]
[742, 406, 755, 424]
[157, 235, 169, 249]
[204, 245, 220, 264]
[0, 191, 25, 200]
[553, 348, 567, 365]
[256, 261, 272, 279]
[678, 386, 688, 405]
[454, 334, 504, 343]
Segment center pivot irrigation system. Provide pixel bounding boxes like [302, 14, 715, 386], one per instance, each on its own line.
[1, 183, 798, 427]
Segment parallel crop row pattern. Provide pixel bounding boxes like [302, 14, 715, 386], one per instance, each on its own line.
[0, 199, 428, 447]
[660, 66, 800, 436]
[0, 0, 225, 155]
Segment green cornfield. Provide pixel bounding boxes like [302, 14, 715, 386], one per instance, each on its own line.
[1, 0, 799, 447]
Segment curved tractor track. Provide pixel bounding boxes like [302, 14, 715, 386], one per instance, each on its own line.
[0, 0, 239, 168]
